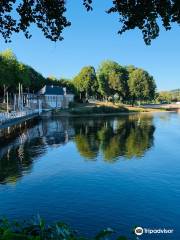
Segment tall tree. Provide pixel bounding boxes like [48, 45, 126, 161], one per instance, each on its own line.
[26, 66, 46, 92]
[128, 68, 156, 104]
[0, 49, 20, 98]
[73, 66, 98, 100]
[0, 50, 46, 94]
[97, 61, 129, 100]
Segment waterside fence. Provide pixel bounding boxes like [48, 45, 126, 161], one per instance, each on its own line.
[0, 109, 41, 127]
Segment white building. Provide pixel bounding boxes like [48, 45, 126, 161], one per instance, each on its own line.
[39, 85, 74, 110]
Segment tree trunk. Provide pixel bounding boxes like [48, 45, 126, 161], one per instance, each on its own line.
[3, 84, 8, 103]
[85, 91, 88, 101]
[6, 92, 9, 113]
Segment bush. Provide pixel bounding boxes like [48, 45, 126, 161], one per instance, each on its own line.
[0, 217, 128, 240]
[68, 102, 77, 108]
[70, 105, 128, 115]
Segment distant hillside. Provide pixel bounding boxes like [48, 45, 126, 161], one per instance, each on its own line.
[157, 89, 180, 102]
[170, 89, 180, 101]
[170, 89, 180, 93]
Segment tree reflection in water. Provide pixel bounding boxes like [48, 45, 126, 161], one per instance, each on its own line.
[0, 115, 155, 184]
[72, 115, 155, 162]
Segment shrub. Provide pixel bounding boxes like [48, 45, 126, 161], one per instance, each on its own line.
[69, 102, 77, 108]
[0, 217, 128, 240]
[70, 106, 128, 115]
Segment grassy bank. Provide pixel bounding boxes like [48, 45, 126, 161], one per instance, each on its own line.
[53, 101, 167, 117]
[70, 104, 128, 115]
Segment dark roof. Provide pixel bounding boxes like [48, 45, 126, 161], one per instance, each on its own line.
[40, 85, 64, 95]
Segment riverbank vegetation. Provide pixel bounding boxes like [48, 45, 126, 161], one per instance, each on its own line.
[73, 62, 156, 105]
[69, 102, 129, 115]
[59, 101, 163, 117]
[0, 216, 128, 240]
[0, 50, 75, 96]
[1, 49, 177, 110]
[0, 49, 157, 107]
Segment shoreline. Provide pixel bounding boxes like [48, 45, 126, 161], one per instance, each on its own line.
[50, 109, 173, 118]
[0, 108, 175, 129]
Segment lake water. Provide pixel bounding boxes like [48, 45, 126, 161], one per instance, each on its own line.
[0, 113, 180, 239]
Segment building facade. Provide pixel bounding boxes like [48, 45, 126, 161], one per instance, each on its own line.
[39, 85, 74, 110]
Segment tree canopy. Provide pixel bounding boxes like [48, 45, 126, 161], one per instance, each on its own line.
[0, 0, 70, 43]
[0, 49, 46, 93]
[0, 49, 75, 95]
[128, 68, 156, 102]
[0, 1, 179, 44]
[72, 60, 157, 103]
[97, 61, 129, 100]
[73, 66, 98, 99]
[107, 0, 180, 45]
[0, 49, 30, 90]
[0, 49, 157, 104]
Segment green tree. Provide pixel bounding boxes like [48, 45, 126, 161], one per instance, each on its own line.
[54, 78, 76, 96]
[156, 91, 172, 103]
[97, 61, 129, 101]
[27, 66, 46, 92]
[128, 68, 156, 104]
[0, 49, 47, 95]
[73, 66, 98, 100]
[125, 65, 137, 75]
[0, 49, 20, 99]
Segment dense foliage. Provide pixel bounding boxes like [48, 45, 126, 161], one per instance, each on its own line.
[0, 49, 45, 94]
[0, 1, 179, 44]
[97, 61, 129, 101]
[70, 105, 128, 115]
[0, 50, 156, 104]
[73, 66, 98, 100]
[73, 61, 156, 104]
[0, 49, 74, 96]
[128, 68, 156, 103]
[0, 216, 128, 240]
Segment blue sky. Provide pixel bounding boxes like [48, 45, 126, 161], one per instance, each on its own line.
[0, 0, 180, 91]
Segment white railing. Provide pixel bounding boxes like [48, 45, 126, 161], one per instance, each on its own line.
[0, 109, 40, 125]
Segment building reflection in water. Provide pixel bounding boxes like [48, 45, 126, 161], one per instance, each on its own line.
[0, 114, 155, 184]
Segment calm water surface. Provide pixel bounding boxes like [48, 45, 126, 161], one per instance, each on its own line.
[0, 113, 180, 239]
